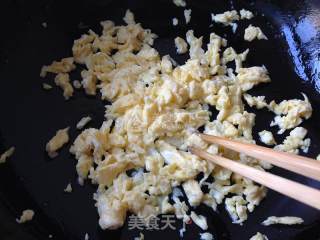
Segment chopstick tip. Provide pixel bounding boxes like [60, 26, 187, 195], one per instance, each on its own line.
[188, 146, 195, 153]
[188, 146, 201, 155]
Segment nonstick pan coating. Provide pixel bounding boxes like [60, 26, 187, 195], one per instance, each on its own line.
[0, 0, 320, 239]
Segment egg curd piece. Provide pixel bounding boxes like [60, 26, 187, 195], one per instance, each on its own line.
[249, 232, 269, 240]
[262, 216, 304, 226]
[244, 25, 268, 41]
[46, 127, 70, 158]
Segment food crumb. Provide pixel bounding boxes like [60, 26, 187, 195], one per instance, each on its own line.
[46, 127, 70, 158]
[0, 147, 15, 164]
[231, 23, 238, 33]
[40, 57, 75, 78]
[42, 8, 314, 233]
[274, 127, 310, 154]
[84, 233, 89, 240]
[77, 116, 92, 129]
[172, 18, 178, 26]
[123, 9, 135, 25]
[243, 94, 268, 109]
[73, 80, 82, 89]
[42, 83, 53, 90]
[199, 232, 213, 240]
[244, 25, 268, 41]
[182, 180, 203, 207]
[174, 36, 188, 54]
[64, 183, 73, 193]
[240, 9, 254, 20]
[16, 209, 34, 223]
[54, 73, 74, 100]
[179, 226, 186, 237]
[42, 22, 48, 28]
[269, 93, 312, 134]
[262, 216, 304, 226]
[184, 9, 192, 24]
[211, 10, 239, 26]
[173, 0, 186, 7]
[249, 232, 268, 240]
[258, 130, 276, 145]
[225, 196, 248, 224]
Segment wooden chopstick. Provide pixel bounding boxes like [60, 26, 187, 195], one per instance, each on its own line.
[190, 147, 320, 210]
[200, 134, 320, 182]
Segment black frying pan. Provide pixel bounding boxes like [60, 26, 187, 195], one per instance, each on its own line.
[0, 0, 320, 239]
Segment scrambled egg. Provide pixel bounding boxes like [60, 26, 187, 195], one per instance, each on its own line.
[270, 93, 312, 133]
[40, 57, 75, 77]
[16, 209, 34, 223]
[123, 9, 135, 25]
[240, 9, 254, 20]
[46, 127, 70, 158]
[243, 94, 268, 109]
[262, 216, 304, 226]
[244, 184, 267, 212]
[222, 47, 249, 73]
[244, 93, 312, 134]
[73, 80, 82, 89]
[183, 179, 203, 206]
[173, 0, 186, 7]
[55, 73, 74, 100]
[211, 10, 239, 26]
[212, 9, 255, 33]
[77, 116, 92, 129]
[274, 127, 310, 154]
[244, 25, 268, 41]
[225, 196, 248, 224]
[184, 9, 192, 24]
[237, 66, 270, 91]
[0, 147, 15, 164]
[42, 83, 53, 90]
[175, 37, 188, 54]
[249, 232, 269, 240]
[172, 18, 178, 26]
[64, 183, 73, 193]
[200, 232, 213, 240]
[84, 233, 89, 240]
[41, 9, 313, 232]
[258, 130, 276, 145]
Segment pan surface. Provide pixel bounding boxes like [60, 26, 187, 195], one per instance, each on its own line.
[0, 0, 320, 239]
